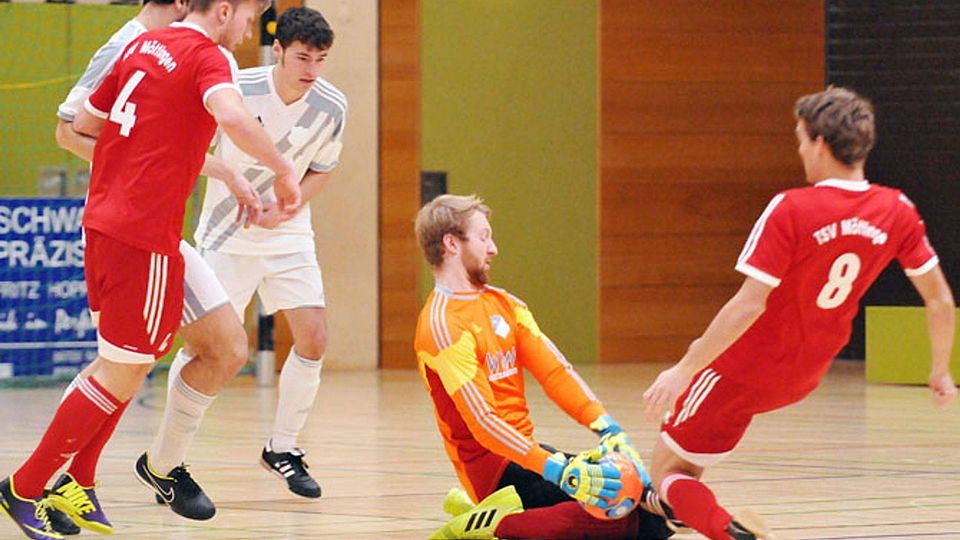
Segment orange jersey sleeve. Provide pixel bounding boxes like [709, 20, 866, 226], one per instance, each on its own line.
[507, 293, 607, 428]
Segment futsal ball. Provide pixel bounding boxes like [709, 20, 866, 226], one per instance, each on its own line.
[581, 451, 644, 520]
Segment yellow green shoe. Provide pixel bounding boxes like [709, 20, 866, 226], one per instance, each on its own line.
[442, 487, 475, 517]
[46, 473, 112, 535]
[429, 485, 522, 540]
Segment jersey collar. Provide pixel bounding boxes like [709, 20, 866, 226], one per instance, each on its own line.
[267, 65, 312, 108]
[434, 284, 483, 300]
[170, 22, 210, 38]
[814, 178, 870, 191]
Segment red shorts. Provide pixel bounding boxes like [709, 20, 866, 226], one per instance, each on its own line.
[85, 229, 183, 364]
[660, 367, 805, 467]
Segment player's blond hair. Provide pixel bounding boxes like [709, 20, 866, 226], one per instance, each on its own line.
[794, 86, 875, 166]
[415, 194, 491, 267]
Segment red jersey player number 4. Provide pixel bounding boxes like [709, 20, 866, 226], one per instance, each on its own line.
[83, 25, 259, 256]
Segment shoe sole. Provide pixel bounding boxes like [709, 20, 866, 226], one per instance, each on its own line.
[259, 458, 321, 499]
[0, 500, 64, 540]
[45, 495, 112, 536]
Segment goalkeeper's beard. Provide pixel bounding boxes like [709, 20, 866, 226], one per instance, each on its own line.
[467, 260, 491, 287]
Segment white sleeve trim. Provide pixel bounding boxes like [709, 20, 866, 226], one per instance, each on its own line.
[309, 161, 338, 173]
[84, 99, 109, 120]
[735, 262, 782, 287]
[904, 255, 939, 277]
[202, 83, 241, 111]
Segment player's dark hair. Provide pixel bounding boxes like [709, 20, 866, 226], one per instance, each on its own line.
[188, 0, 270, 16]
[275, 7, 334, 51]
[415, 195, 491, 267]
[144, 0, 177, 5]
[794, 86, 875, 166]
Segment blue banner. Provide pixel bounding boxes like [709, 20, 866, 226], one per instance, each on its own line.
[0, 198, 94, 379]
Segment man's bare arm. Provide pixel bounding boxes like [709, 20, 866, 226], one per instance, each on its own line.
[908, 265, 957, 408]
[205, 88, 300, 210]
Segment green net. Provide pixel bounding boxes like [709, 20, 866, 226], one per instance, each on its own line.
[0, 4, 139, 197]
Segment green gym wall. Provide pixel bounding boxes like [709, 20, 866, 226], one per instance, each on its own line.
[421, 0, 599, 363]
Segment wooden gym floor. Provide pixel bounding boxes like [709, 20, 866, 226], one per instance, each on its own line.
[1, 360, 958, 539]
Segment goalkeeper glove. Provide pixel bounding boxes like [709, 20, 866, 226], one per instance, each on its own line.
[541, 451, 622, 508]
[589, 414, 623, 438]
[598, 432, 652, 487]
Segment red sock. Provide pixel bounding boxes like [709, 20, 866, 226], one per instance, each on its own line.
[68, 398, 130, 486]
[661, 473, 731, 540]
[13, 376, 121, 498]
[494, 501, 640, 540]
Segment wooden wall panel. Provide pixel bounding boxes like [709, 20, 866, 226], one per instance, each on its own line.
[599, 0, 824, 362]
[379, 0, 421, 368]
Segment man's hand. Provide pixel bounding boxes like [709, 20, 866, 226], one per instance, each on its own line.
[273, 162, 301, 212]
[589, 414, 623, 438]
[929, 370, 957, 409]
[541, 452, 621, 509]
[597, 433, 652, 487]
[642, 364, 694, 422]
[221, 166, 262, 227]
[255, 200, 300, 230]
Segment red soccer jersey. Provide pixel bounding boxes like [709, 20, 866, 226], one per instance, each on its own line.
[714, 179, 938, 396]
[82, 22, 239, 256]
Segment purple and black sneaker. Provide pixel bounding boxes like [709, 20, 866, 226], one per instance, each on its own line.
[0, 476, 64, 540]
[47, 473, 112, 535]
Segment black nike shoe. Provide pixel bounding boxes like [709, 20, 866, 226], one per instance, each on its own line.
[134, 452, 215, 520]
[260, 441, 321, 499]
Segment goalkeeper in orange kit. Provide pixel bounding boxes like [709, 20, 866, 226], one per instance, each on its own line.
[414, 194, 674, 540]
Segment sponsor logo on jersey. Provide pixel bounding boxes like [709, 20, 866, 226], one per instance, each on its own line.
[485, 346, 517, 382]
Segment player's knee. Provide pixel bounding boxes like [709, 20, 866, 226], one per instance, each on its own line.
[222, 335, 250, 372]
[296, 331, 327, 360]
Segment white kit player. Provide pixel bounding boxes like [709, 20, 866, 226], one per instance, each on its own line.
[191, 6, 346, 499]
[50, 0, 271, 527]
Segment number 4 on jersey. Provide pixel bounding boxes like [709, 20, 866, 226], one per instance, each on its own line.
[110, 69, 146, 137]
[816, 253, 861, 309]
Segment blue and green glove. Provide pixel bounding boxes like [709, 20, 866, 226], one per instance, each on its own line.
[541, 452, 622, 508]
[590, 415, 653, 488]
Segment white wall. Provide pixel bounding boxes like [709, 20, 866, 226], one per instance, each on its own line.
[304, 0, 379, 369]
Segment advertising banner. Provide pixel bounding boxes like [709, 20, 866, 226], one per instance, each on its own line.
[0, 198, 94, 379]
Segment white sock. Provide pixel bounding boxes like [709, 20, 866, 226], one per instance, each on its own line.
[166, 348, 194, 395]
[149, 371, 215, 474]
[60, 373, 83, 403]
[270, 350, 322, 453]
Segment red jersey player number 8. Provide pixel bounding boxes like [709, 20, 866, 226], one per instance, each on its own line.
[816, 253, 861, 309]
[110, 69, 147, 137]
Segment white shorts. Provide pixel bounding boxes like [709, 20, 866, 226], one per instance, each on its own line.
[181, 240, 231, 326]
[200, 249, 325, 319]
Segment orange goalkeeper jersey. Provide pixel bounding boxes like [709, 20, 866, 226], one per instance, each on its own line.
[414, 285, 607, 502]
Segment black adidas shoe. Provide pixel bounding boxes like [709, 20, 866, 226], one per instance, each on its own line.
[260, 442, 321, 499]
[42, 491, 79, 536]
[134, 452, 216, 520]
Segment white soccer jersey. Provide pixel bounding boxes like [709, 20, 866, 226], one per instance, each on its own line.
[58, 19, 146, 122]
[195, 65, 347, 255]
